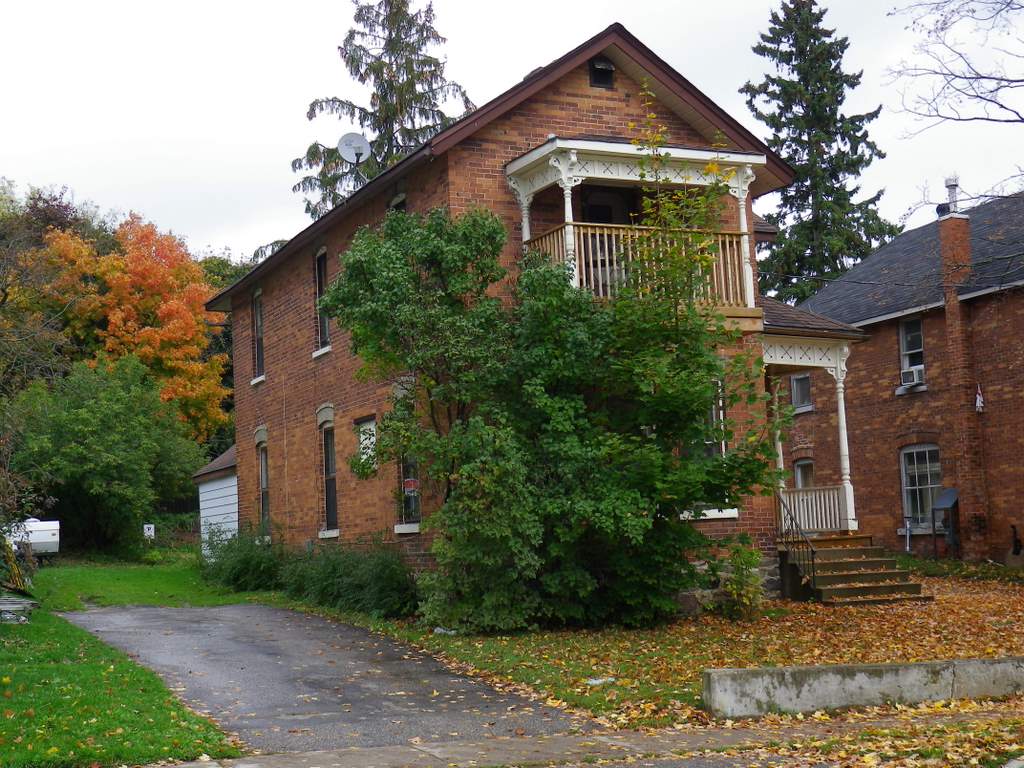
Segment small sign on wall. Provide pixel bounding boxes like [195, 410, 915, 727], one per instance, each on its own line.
[143, 523, 155, 540]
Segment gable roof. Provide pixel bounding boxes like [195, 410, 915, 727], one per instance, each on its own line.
[208, 23, 794, 312]
[759, 295, 865, 340]
[799, 193, 1024, 326]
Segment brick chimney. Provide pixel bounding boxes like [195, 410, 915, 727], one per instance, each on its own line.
[938, 176, 990, 559]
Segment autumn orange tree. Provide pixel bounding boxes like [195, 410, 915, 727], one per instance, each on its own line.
[44, 215, 227, 441]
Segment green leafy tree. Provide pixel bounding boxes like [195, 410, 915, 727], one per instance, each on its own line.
[742, 0, 901, 303]
[323, 198, 776, 629]
[292, 0, 473, 219]
[12, 356, 204, 552]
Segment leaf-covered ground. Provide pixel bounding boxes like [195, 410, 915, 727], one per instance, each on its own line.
[0, 611, 240, 768]
[388, 577, 1024, 728]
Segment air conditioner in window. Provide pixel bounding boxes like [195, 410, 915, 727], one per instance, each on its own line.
[901, 366, 925, 386]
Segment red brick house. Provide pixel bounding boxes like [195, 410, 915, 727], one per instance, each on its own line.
[788, 186, 1024, 561]
[207, 24, 865, 566]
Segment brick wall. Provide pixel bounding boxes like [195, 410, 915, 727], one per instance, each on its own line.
[782, 287, 1024, 560]
[230, 60, 774, 558]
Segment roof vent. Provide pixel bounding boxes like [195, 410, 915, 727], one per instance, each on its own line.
[936, 202, 950, 217]
[589, 56, 615, 89]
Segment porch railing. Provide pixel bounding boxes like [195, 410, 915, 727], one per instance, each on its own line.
[779, 485, 847, 533]
[524, 222, 748, 306]
[777, 491, 817, 589]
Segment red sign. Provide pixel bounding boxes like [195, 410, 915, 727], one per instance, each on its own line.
[403, 478, 419, 495]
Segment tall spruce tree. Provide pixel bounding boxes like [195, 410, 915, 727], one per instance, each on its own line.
[742, 0, 900, 303]
[292, 0, 473, 219]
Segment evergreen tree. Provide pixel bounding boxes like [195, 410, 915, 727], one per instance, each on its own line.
[742, 0, 900, 303]
[292, 0, 473, 219]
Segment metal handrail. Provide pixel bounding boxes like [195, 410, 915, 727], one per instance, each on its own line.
[777, 490, 817, 588]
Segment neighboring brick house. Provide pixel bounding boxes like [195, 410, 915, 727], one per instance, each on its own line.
[789, 186, 1024, 561]
[207, 23, 862, 562]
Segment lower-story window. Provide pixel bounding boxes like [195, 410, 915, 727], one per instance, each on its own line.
[399, 456, 421, 525]
[901, 444, 941, 527]
[258, 443, 270, 533]
[322, 427, 338, 530]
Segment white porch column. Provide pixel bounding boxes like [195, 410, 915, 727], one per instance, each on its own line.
[827, 345, 857, 531]
[507, 178, 533, 249]
[771, 383, 786, 489]
[732, 165, 757, 308]
[550, 151, 583, 287]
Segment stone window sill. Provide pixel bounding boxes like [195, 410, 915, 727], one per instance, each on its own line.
[793, 404, 815, 415]
[897, 526, 945, 536]
[312, 346, 332, 359]
[318, 528, 339, 539]
[394, 522, 421, 534]
[250, 375, 266, 387]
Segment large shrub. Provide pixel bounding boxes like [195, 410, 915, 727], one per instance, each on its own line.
[280, 544, 417, 619]
[202, 529, 285, 591]
[11, 356, 204, 553]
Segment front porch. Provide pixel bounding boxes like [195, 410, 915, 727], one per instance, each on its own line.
[761, 317, 863, 536]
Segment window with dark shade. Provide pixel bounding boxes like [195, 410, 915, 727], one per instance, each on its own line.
[315, 250, 330, 349]
[252, 291, 265, 378]
[258, 443, 270, 532]
[322, 427, 337, 530]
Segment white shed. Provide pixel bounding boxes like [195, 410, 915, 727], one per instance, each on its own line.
[193, 445, 238, 552]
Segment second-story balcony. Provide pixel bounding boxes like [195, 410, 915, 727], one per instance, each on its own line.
[505, 136, 766, 311]
[525, 222, 749, 306]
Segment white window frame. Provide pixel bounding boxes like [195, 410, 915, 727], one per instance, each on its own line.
[356, 417, 377, 465]
[899, 318, 925, 386]
[900, 444, 942, 530]
[684, 381, 738, 520]
[793, 458, 815, 489]
[790, 373, 812, 413]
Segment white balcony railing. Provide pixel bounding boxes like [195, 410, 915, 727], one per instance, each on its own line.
[779, 485, 848, 533]
[524, 222, 749, 307]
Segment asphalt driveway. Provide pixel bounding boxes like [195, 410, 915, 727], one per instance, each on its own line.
[63, 604, 589, 753]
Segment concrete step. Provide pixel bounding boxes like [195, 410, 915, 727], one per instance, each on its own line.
[808, 534, 875, 549]
[814, 546, 888, 561]
[813, 569, 911, 586]
[815, 581, 923, 601]
[816, 557, 900, 573]
[821, 593, 935, 606]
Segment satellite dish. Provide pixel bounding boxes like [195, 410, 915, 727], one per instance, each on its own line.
[338, 133, 371, 165]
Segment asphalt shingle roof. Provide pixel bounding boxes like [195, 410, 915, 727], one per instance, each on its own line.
[799, 193, 1024, 325]
[758, 295, 864, 339]
[193, 444, 237, 481]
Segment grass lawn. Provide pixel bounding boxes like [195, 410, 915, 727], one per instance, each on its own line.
[0, 611, 240, 768]
[31, 553, 255, 611]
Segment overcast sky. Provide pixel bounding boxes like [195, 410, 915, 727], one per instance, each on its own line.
[1, 0, 1014, 260]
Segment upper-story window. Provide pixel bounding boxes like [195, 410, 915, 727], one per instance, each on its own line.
[315, 248, 330, 351]
[791, 374, 812, 413]
[588, 55, 615, 88]
[899, 318, 925, 386]
[251, 290, 265, 380]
